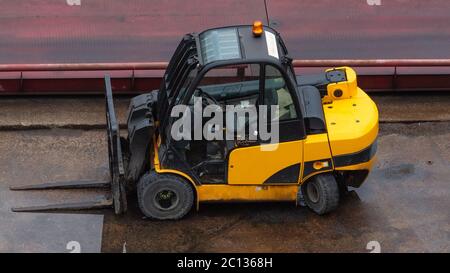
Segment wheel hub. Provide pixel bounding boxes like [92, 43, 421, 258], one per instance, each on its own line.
[154, 189, 179, 210]
[307, 182, 320, 203]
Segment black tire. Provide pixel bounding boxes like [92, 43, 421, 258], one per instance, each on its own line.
[137, 172, 194, 220]
[301, 173, 339, 215]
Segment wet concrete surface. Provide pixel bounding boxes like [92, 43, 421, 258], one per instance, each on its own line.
[100, 122, 450, 252]
[0, 95, 449, 252]
[0, 129, 106, 252]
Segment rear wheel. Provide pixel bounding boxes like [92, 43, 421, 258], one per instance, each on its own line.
[301, 173, 339, 215]
[137, 172, 194, 220]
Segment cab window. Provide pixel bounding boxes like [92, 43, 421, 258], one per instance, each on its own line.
[193, 63, 260, 106]
[263, 65, 297, 121]
[176, 64, 261, 184]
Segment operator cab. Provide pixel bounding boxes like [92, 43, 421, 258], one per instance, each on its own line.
[154, 23, 326, 185]
[157, 24, 300, 126]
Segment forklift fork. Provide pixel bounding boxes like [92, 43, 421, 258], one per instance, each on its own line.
[10, 75, 128, 215]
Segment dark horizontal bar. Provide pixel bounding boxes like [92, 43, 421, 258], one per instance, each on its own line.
[1, 59, 450, 72]
[11, 199, 113, 212]
[0, 60, 450, 94]
[293, 59, 450, 67]
[10, 180, 111, 190]
[0, 62, 167, 72]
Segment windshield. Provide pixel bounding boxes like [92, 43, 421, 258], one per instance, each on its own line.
[199, 28, 241, 64]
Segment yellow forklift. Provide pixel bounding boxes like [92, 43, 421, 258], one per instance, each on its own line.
[12, 22, 378, 219]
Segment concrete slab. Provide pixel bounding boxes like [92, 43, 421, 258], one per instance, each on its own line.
[372, 94, 450, 122]
[0, 97, 130, 129]
[0, 213, 103, 253]
[0, 129, 106, 252]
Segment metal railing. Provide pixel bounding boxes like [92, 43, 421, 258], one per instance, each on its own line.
[0, 59, 449, 94]
[0, 59, 449, 72]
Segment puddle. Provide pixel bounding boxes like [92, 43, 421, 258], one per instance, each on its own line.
[382, 164, 415, 179]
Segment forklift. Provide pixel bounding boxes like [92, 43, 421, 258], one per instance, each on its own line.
[12, 22, 378, 219]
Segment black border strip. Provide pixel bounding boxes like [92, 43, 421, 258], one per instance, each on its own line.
[333, 140, 378, 168]
[263, 163, 301, 184]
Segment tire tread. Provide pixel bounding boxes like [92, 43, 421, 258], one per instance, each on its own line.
[137, 172, 194, 220]
[302, 173, 339, 215]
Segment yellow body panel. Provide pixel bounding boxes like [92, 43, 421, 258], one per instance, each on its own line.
[153, 140, 196, 185]
[227, 141, 303, 185]
[303, 134, 332, 162]
[301, 133, 334, 182]
[197, 185, 298, 202]
[150, 67, 378, 203]
[323, 87, 378, 156]
[153, 140, 299, 204]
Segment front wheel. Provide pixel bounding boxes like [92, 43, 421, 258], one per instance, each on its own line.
[301, 173, 339, 215]
[137, 172, 194, 220]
